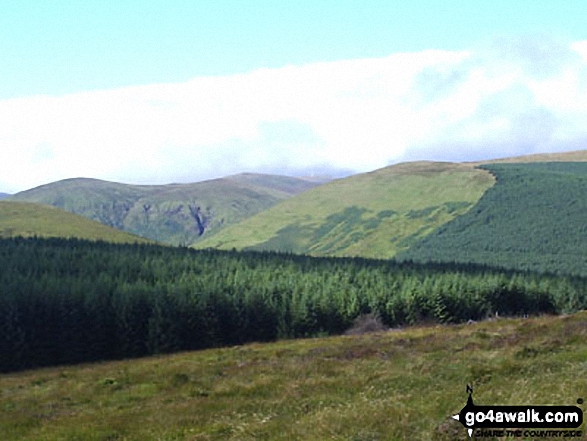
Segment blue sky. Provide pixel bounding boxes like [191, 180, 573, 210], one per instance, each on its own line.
[2, 0, 584, 98]
[2, 1, 587, 192]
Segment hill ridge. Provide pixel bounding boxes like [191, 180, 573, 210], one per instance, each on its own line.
[0, 200, 150, 243]
[196, 160, 495, 257]
[471, 148, 587, 165]
[8, 148, 587, 254]
[10, 173, 321, 246]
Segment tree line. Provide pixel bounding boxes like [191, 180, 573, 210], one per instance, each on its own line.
[399, 162, 587, 277]
[1, 237, 585, 372]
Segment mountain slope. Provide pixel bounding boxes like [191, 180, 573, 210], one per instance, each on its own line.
[196, 162, 495, 258]
[0, 193, 10, 200]
[0, 201, 150, 243]
[10, 174, 320, 246]
[397, 162, 587, 276]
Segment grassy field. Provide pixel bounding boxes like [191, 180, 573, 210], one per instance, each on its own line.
[196, 161, 495, 258]
[1, 312, 586, 440]
[0, 201, 150, 244]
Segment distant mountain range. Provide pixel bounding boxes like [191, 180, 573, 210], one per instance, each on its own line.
[10, 173, 321, 246]
[6, 149, 587, 275]
[0, 193, 10, 200]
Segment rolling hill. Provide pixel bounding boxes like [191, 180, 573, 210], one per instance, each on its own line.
[9, 149, 587, 260]
[0, 201, 150, 243]
[196, 161, 495, 258]
[196, 149, 587, 264]
[397, 162, 587, 276]
[10, 174, 321, 246]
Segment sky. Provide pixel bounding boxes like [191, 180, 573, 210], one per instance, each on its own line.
[2, 0, 587, 193]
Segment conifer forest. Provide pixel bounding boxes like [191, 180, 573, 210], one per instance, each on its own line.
[1, 237, 585, 372]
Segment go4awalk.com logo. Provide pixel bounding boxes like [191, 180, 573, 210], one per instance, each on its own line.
[452, 385, 584, 438]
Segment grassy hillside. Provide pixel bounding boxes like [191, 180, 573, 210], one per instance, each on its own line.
[1, 311, 586, 440]
[10, 174, 319, 246]
[196, 162, 495, 258]
[0, 201, 150, 243]
[398, 162, 587, 276]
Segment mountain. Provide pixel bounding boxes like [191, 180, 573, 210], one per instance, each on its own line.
[196, 149, 587, 264]
[0, 201, 150, 243]
[196, 161, 495, 258]
[0, 193, 10, 200]
[11, 148, 587, 261]
[10, 174, 320, 246]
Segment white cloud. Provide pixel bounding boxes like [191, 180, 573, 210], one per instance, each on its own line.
[2, 37, 587, 192]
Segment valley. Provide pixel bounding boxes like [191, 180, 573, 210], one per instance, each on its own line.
[9, 174, 321, 246]
[2, 149, 587, 440]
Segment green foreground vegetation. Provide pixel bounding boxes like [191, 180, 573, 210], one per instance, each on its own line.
[197, 162, 494, 258]
[2, 237, 586, 372]
[1, 312, 586, 440]
[400, 162, 587, 277]
[0, 201, 149, 244]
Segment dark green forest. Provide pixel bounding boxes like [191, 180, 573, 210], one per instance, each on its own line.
[1, 237, 586, 372]
[398, 162, 587, 276]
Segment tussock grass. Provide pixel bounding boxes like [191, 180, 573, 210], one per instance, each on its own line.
[1, 312, 586, 440]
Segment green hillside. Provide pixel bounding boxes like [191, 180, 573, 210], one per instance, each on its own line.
[196, 161, 495, 258]
[1, 311, 586, 440]
[398, 162, 587, 276]
[0, 201, 149, 243]
[10, 174, 319, 246]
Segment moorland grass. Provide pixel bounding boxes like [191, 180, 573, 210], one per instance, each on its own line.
[1, 312, 586, 440]
[196, 162, 495, 258]
[0, 201, 150, 244]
